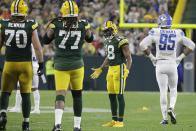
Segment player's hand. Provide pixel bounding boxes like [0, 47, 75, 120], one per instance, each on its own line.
[148, 53, 157, 66]
[90, 67, 102, 79]
[37, 62, 44, 76]
[124, 68, 129, 78]
[151, 59, 157, 66]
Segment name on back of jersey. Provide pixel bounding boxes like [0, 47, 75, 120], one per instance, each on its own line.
[8, 23, 25, 28]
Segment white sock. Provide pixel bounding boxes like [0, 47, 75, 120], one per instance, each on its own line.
[169, 87, 177, 109]
[74, 116, 81, 128]
[33, 90, 40, 110]
[55, 109, 63, 125]
[24, 118, 29, 122]
[160, 94, 168, 120]
[15, 90, 22, 109]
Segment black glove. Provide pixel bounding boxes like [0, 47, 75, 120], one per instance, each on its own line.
[37, 62, 44, 76]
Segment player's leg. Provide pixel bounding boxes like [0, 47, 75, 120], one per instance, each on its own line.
[8, 82, 22, 112]
[113, 64, 125, 127]
[31, 71, 40, 114]
[102, 67, 117, 127]
[156, 65, 168, 124]
[168, 65, 178, 124]
[0, 62, 18, 130]
[52, 70, 70, 131]
[70, 67, 84, 131]
[19, 62, 33, 130]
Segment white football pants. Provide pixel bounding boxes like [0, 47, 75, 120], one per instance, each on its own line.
[156, 60, 178, 120]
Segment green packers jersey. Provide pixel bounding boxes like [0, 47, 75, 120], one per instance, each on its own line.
[104, 36, 128, 66]
[0, 19, 38, 61]
[48, 19, 90, 70]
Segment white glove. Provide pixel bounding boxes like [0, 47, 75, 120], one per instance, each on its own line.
[176, 53, 186, 65]
[148, 53, 157, 66]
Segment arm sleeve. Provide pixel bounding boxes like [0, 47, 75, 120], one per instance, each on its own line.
[32, 21, 39, 30]
[181, 36, 196, 50]
[139, 35, 154, 51]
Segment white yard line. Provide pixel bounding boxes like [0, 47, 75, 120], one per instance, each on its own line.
[8, 106, 110, 113]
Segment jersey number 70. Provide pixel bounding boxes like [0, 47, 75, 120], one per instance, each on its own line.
[159, 34, 176, 51]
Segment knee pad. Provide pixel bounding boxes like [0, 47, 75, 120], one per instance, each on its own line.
[56, 95, 65, 102]
[71, 90, 82, 98]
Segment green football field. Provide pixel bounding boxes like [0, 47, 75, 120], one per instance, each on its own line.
[6, 91, 196, 131]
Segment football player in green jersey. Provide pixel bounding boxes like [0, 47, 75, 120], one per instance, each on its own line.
[42, 0, 94, 131]
[0, 0, 44, 130]
[91, 21, 132, 127]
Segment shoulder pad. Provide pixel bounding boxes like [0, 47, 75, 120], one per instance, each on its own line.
[118, 36, 129, 48]
[116, 36, 125, 41]
[148, 28, 156, 36]
[32, 22, 38, 30]
[26, 19, 36, 23]
[48, 23, 55, 29]
[178, 29, 185, 37]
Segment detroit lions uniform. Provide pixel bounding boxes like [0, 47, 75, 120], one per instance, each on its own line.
[140, 28, 195, 120]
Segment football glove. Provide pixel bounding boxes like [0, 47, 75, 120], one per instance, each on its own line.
[124, 68, 129, 78]
[37, 63, 44, 76]
[90, 68, 103, 79]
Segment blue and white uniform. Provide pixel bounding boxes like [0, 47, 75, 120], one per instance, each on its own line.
[140, 27, 195, 120]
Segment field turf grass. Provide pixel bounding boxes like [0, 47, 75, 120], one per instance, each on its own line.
[6, 91, 196, 131]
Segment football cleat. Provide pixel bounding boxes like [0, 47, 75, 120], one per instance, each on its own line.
[52, 124, 62, 131]
[160, 119, 168, 125]
[0, 112, 7, 130]
[112, 121, 124, 128]
[30, 109, 40, 114]
[74, 127, 81, 131]
[168, 108, 177, 124]
[22, 122, 31, 131]
[8, 107, 21, 113]
[102, 120, 117, 127]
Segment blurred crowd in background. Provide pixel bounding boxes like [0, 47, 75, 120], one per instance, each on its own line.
[0, 0, 177, 57]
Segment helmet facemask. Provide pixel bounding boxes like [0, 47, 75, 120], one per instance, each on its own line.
[103, 28, 114, 38]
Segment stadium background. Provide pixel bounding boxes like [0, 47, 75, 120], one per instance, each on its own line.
[0, 0, 196, 92]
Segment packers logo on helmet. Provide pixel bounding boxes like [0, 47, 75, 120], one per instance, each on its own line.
[60, 0, 79, 17]
[11, 0, 28, 16]
[103, 21, 118, 38]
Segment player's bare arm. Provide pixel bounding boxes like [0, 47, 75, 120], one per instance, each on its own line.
[32, 30, 44, 63]
[122, 44, 132, 70]
[0, 32, 3, 50]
